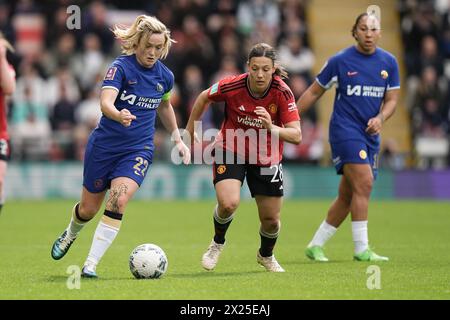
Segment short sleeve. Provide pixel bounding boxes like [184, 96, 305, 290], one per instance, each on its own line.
[316, 56, 338, 90]
[387, 57, 400, 91]
[279, 87, 300, 124]
[207, 81, 225, 102]
[102, 64, 125, 92]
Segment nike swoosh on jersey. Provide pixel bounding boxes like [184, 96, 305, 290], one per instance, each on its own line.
[347, 71, 358, 76]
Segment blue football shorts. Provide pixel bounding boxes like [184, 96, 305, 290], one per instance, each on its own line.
[83, 142, 153, 193]
[330, 140, 379, 179]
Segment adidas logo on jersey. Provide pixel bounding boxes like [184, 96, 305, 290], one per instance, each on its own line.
[239, 105, 246, 112]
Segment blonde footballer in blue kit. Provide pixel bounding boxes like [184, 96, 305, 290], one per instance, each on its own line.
[297, 13, 400, 262]
[51, 15, 190, 277]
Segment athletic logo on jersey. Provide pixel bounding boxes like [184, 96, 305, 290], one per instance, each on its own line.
[120, 90, 137, 105]
[128, 79, 137, 85]
[347, 85, 385, 97]
[381, 70, 388, 79]
[210, 82, 219, 95]
[347, 71, 358, 76]
[156, 83, 163, 92]
[239, 105, 246, 112]
[347, 85, 362, 96]
[268, 104, 277, 114]
[217, 165, 226, 174]
[359, 150, 367, 160]
[104, 67, 117, 80]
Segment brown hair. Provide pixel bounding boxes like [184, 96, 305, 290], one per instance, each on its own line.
[247, 43, 288, 79]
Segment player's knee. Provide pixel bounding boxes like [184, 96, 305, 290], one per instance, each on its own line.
[261, 217, 280, 233]
[79, 203, 100, 218]
[354, 177, 373, 196]
[218, 199, 239, 216]
[113, 195, 129, 213]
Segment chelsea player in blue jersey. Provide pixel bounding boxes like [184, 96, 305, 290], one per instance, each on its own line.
[297, 13, 400, 262]
[51, 15, 190, 277]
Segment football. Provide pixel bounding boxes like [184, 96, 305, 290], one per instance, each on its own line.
[129, 243, 168, 279]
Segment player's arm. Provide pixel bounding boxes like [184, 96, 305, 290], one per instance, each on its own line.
[0, 40, 15, 95]
[185, 89, 212, 142]
[366, 88, 399, 135]
[100, 88, 136, 127]
[296, 81, 326, 115]
[254, 107, 302, 145]
[157, 99, 190, 164]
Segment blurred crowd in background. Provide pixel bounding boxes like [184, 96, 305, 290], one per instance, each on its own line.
[1, 0, 449, 169]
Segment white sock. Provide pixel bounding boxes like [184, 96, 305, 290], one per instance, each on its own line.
[85, 221, 120, 267]
[352, 220, 368, 254]
[308, 220, 337, 247]
[67, 203, 88, 239]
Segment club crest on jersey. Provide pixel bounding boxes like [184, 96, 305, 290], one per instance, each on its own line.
[217, 165, 226, 174]
[156, 83, 163, 92]
[380, 70, 388, 79]
[104, 67, 117, 80]
[268, 104, 278, 114]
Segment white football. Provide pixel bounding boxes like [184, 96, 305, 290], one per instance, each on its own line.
[129, 243, 168, 279]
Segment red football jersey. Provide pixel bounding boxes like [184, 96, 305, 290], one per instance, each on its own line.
[208, 73, 300, 165]
[0, 64, 15, 140]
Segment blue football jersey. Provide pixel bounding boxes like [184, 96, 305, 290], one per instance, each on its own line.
[316, 46, 400, 149]
[91, 54, 174, 152]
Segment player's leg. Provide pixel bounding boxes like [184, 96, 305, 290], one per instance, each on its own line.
[202, 161, 245, 271]
[82, 177, 139, 277]
[246, 164, 284, 272]
[306, 176, 353, 262]
[255, 195, 285, 272]
[51, 187, 106, 260]
[0, 159, 7, 214]
[0, 139, 10, 215]
[344, 163, 388, 261]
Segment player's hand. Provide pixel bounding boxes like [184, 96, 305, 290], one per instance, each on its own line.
[366, 115, 383, 135]
[176, 140, 191, 165]
[254, 107, 273, 130]
[118, 108, 136, 127]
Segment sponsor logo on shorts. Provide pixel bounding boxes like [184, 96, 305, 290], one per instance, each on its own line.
[332, 156, 341, 165]
[216, 165, 226, 174]
[359, 150, 368, 160]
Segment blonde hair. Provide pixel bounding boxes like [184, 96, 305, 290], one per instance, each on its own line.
[0, 31, 15, 53]
[112, 15, 175, 59]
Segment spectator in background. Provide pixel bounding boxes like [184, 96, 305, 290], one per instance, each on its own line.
[42, 32, 78, 76]
[46, 65, 80, 110]
[411, 66, 448, 137]
[10, 84, 51, 160]
[277, 32, 314, 78]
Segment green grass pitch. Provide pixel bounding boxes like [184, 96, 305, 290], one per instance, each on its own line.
[0, 199, 449, 299]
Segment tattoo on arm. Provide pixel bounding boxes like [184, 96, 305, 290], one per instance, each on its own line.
[106, 183, 128, 213]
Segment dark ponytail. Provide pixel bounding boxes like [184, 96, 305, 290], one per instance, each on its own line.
[247, 43, 288, 79]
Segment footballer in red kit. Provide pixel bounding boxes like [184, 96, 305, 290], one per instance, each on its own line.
[187, 43, 301, 272]
[0, 32, 16, 214]
[207, 72, 299, 165]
